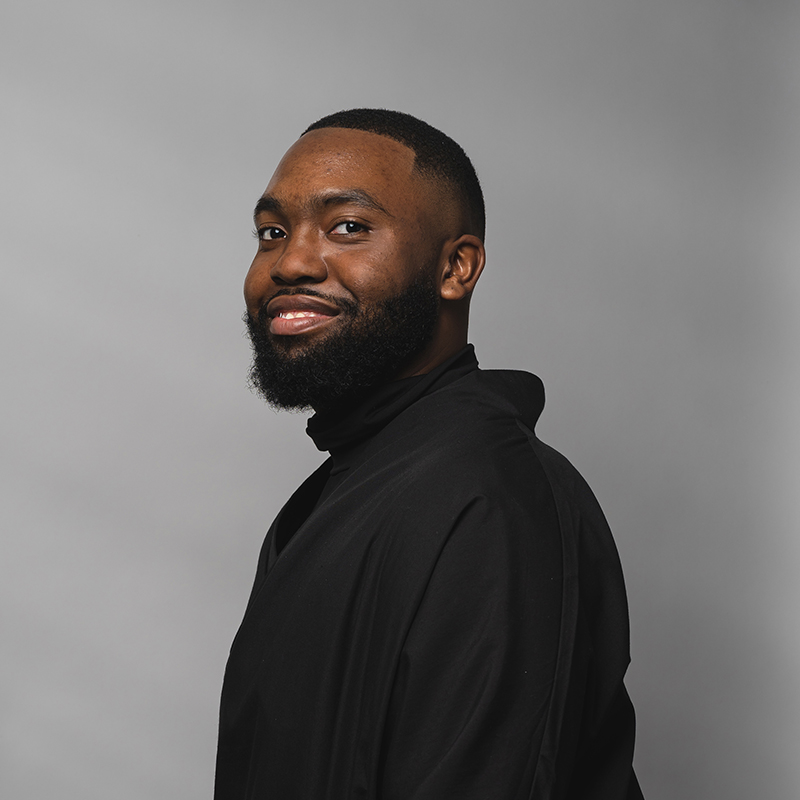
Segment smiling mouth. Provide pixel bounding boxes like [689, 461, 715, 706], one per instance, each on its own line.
[270, 309, 338, 336]
[266, 293, 343, 336]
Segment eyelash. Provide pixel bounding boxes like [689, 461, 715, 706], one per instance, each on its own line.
[332, 221, 366, 235]
[253, 227, 285, 241]
[252, 221, 369, 241]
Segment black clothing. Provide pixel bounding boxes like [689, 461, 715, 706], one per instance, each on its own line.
[215, 347, 643, 799]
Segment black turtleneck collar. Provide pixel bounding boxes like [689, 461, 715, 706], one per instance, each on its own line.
[306, 345, 479, 455]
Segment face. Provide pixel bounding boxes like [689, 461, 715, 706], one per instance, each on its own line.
[245, 128, 455, 410]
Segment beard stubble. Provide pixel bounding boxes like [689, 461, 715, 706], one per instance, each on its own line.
[245, 277, 440, 412]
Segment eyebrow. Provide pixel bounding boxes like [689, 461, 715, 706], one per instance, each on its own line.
[253, 195, 283, 219]
[253, 189, 393, 221]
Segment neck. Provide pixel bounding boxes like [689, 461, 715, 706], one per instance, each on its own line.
[394, 314, 469, 379]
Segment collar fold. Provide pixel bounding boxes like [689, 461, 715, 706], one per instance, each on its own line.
[306, 345, 479, 454]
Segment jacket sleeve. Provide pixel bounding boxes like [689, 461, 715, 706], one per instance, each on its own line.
[378, 491, 564, 800]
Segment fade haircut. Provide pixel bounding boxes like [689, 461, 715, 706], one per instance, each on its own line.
[303, 108, 485, 240]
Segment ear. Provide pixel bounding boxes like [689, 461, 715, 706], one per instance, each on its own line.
[439, 235, 486, 301]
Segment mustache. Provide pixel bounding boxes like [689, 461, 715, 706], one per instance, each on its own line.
[253, 288, 359, 325]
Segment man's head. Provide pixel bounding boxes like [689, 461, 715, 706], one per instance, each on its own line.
[244, 109, 486, 412]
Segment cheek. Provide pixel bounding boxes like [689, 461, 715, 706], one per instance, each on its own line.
[342, 241, 424, 299]
[243, 257, 269, 312]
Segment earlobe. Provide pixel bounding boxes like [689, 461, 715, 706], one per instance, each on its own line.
[440, 235, 486, 301]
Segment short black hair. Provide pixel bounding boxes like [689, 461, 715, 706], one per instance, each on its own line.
[303, 108, 485, 240]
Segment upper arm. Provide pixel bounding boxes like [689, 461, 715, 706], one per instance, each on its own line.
[379, 485, 564, 800]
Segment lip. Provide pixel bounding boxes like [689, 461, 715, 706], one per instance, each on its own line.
[265, 294, 341, 336]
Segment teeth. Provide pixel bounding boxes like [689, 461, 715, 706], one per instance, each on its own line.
[279, 310, 317, 319]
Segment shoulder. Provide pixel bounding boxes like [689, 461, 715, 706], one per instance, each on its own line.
[365, 367, 619, 558]
[352, 369, 560, 535]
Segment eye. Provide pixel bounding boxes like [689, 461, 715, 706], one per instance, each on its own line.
[256, 226, 286, 241]
[331, 221, 366, 235]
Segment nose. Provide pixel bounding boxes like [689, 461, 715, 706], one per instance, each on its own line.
[269, 230, 328, 286]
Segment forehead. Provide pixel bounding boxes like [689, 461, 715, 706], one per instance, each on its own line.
[263, 128, 424, 211]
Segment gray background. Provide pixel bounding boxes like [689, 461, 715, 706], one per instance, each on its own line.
[2, 1, 798, 797]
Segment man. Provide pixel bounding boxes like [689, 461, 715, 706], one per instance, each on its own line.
[215, 109, 643, 799]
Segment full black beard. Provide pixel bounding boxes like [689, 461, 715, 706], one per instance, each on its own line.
[245, 278, 440, 411]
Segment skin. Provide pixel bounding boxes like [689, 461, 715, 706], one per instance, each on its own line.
[245, 127, 486, 379]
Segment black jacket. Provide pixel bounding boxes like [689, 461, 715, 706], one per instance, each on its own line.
[215, 347, 643, 799]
